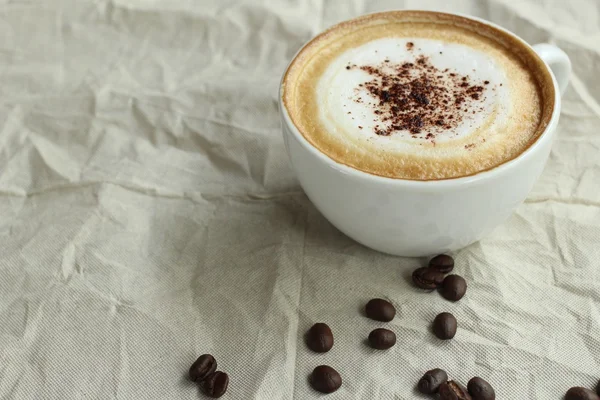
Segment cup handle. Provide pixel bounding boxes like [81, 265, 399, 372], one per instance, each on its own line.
[532, 43, 572, 96]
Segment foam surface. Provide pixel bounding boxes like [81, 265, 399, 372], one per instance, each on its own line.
[282, 11, 554, 180]
[319, 38, 509, 146]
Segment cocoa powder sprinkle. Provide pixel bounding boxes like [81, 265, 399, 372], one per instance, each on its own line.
[348, 48, 490, 137]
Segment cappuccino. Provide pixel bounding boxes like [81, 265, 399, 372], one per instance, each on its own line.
[282, 11, 554, 180]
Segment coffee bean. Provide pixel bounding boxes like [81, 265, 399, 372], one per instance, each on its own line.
[597, 379, 600, 396]
[439, 381, 472, 400]
[310, 365, 342, 393]
[189, 354, 217, 382]
[467, 377, 495, 400]
[306, 323, 334, 353]
[565, 387, 600, 400]
[413, 267, 445, 290]
[418, 368, 448, 394]
[432, 312, 457, 340]
[368, 328, 396, 350]
[429, 254, 455, 273]
[365, 298, 396, 322]
[440, 274, 467, 301]
[203, 371, 229, 398]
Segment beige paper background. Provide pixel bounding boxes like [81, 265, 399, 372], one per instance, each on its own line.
[0, 0, 599, 399]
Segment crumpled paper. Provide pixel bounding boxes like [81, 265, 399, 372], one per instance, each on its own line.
[0, 0, 599, 399]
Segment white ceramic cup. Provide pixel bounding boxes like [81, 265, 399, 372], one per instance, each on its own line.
[279, 11, 571, 257]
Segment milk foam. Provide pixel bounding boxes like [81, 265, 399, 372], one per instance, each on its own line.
[282, 11, 551, 180]
[317, 38, 510, 154]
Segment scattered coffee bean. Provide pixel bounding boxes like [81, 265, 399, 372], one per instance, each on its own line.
[565, 387, 600, 400]
[189, 354, 217, 383]
[203, 371, 229, 398]
[413, 267, 445, 290]
[310, 365, 342, 394]
[306, 323, 334, 353]
[439, 381, 472, 400]
[418, 368, 448, 394]
[368, 328, 396, 350]
[365, 298, 396, 322]
[440, 274, 467, 301]
[433, 312, 457, 340]
[429, 254, 455, 273]
[468, 377, 495, 400]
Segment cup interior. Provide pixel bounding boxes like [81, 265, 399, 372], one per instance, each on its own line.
[279, 10, 560, 188]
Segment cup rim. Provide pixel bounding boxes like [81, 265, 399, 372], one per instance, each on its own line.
[279, 10, 561, 189]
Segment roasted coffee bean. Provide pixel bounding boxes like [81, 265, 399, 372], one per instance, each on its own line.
[365, 298, 396, 322]
[203, 371, 229, 398]
[306, 323, 334, 353]
[189, 354, 217, 382]
[413, 267, 445, 290]
[310, 365, 342, 393]
[565, 387, 600, 400]
[433, 312, 457, 340]
[440, 274, 467, 301]
[467, 377, 495, 400]
[429, 254, 455, 273]
[418, 368, 448, 394]
[597, 379, 600, 396]
[439, 381, 472, 400]
[368, 328, 396, 350]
